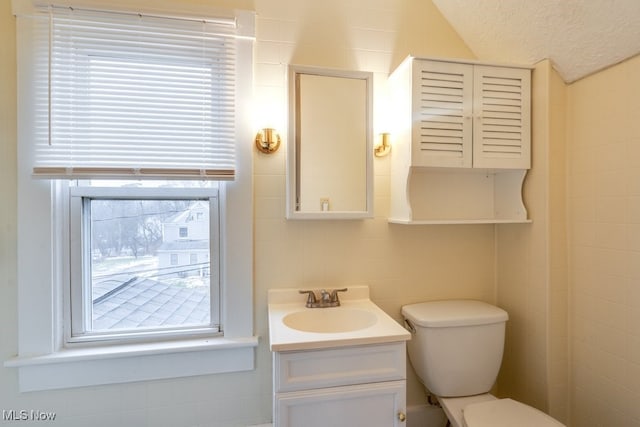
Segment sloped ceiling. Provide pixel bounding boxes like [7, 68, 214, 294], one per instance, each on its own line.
[431, 0, 640, 83]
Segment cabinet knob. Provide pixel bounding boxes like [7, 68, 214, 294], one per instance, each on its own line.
[398, 411, 406, 422]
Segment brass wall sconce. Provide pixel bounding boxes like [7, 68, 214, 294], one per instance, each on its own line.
[255, 128, 281, 154]
[374, 132, 391, 157]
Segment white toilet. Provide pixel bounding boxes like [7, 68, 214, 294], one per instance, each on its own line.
[401, 300, 565, 427]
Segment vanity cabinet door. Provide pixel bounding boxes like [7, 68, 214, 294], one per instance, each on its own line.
[275, 380, 406, 427]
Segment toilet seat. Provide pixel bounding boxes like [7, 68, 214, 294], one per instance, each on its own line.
[463, 398, 564, 427]
[439, 394, 497, 427]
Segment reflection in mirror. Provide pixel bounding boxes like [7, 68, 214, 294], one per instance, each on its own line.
[287, 65, 373, 219]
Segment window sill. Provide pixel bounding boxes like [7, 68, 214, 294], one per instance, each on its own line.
[5, 336, 259, 392]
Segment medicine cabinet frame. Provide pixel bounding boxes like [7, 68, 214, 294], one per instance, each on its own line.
[286, 64, 374, 220]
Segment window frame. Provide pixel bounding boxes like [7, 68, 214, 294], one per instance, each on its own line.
[8, 2, 256, 392]
[67, 185, 222, 345]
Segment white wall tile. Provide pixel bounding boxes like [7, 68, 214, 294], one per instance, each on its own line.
[0, 0, 496, 425]
[568, 54, 640, 426]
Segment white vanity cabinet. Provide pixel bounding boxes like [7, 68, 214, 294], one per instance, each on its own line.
[388, 56, 532, 224]
[273, 342, 407, 427]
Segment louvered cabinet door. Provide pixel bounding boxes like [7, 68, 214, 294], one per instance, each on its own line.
[411, 60, 473, 168]
[472, 65, 531, 169]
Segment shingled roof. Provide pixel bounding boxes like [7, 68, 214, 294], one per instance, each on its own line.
[93, 277, 210, 330]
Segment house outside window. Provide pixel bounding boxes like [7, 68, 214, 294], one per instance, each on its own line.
[70, 184, 221, 341]
[81, 192, 216, 333]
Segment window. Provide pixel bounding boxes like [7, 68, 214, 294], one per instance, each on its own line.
[38, 6, 237, 345]
[68, 184, 220, 342]
[11, 1, 256, 391]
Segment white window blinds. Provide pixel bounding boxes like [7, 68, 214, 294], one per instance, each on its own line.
[33, 7, 238, 180]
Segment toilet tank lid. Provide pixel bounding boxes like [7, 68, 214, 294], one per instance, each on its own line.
[401, 300, 508, 328]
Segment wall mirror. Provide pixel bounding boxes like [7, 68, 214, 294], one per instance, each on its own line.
[286, 65, 373, 219]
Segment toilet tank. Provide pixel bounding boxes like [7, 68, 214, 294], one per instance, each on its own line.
[401, 300, 508, 398]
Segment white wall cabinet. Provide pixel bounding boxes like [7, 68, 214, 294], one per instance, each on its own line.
[389, 56, 532, 224]
[273, 342, 407, 427]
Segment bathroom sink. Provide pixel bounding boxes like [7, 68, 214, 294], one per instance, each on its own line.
[268, 286, 411, 351]
[283, 308, 377, 333]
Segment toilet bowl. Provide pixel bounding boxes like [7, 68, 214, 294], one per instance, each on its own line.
[401, 300, 565, 427]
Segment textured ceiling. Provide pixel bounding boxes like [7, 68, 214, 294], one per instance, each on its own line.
[431, 0, 640, 83]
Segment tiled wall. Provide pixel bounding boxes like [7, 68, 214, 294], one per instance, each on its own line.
[568, 54, 640, 426]
[1, 1, 506, 425]
[495, 61, 568, 424]
[251, 0, 493, 412]
[547, 62, 569, 424]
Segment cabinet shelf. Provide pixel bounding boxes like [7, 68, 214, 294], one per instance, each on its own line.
[390, 167, 530, 224]
[389, 218, 532, 225]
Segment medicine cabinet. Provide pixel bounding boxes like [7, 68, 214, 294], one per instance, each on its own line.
[286, 65, 374, 220]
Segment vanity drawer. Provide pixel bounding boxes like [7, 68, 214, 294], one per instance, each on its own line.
[273, 342, 405, 392]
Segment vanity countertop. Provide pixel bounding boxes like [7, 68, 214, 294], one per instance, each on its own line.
[268, 286, 410, 352]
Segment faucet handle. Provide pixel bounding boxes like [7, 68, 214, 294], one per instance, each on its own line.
[330, 288, 348, 303]
[299, 290, 317, 307]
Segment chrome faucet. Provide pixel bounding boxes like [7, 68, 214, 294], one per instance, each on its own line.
[320, 289, 331, 304]
[299, 288, 348, 308]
